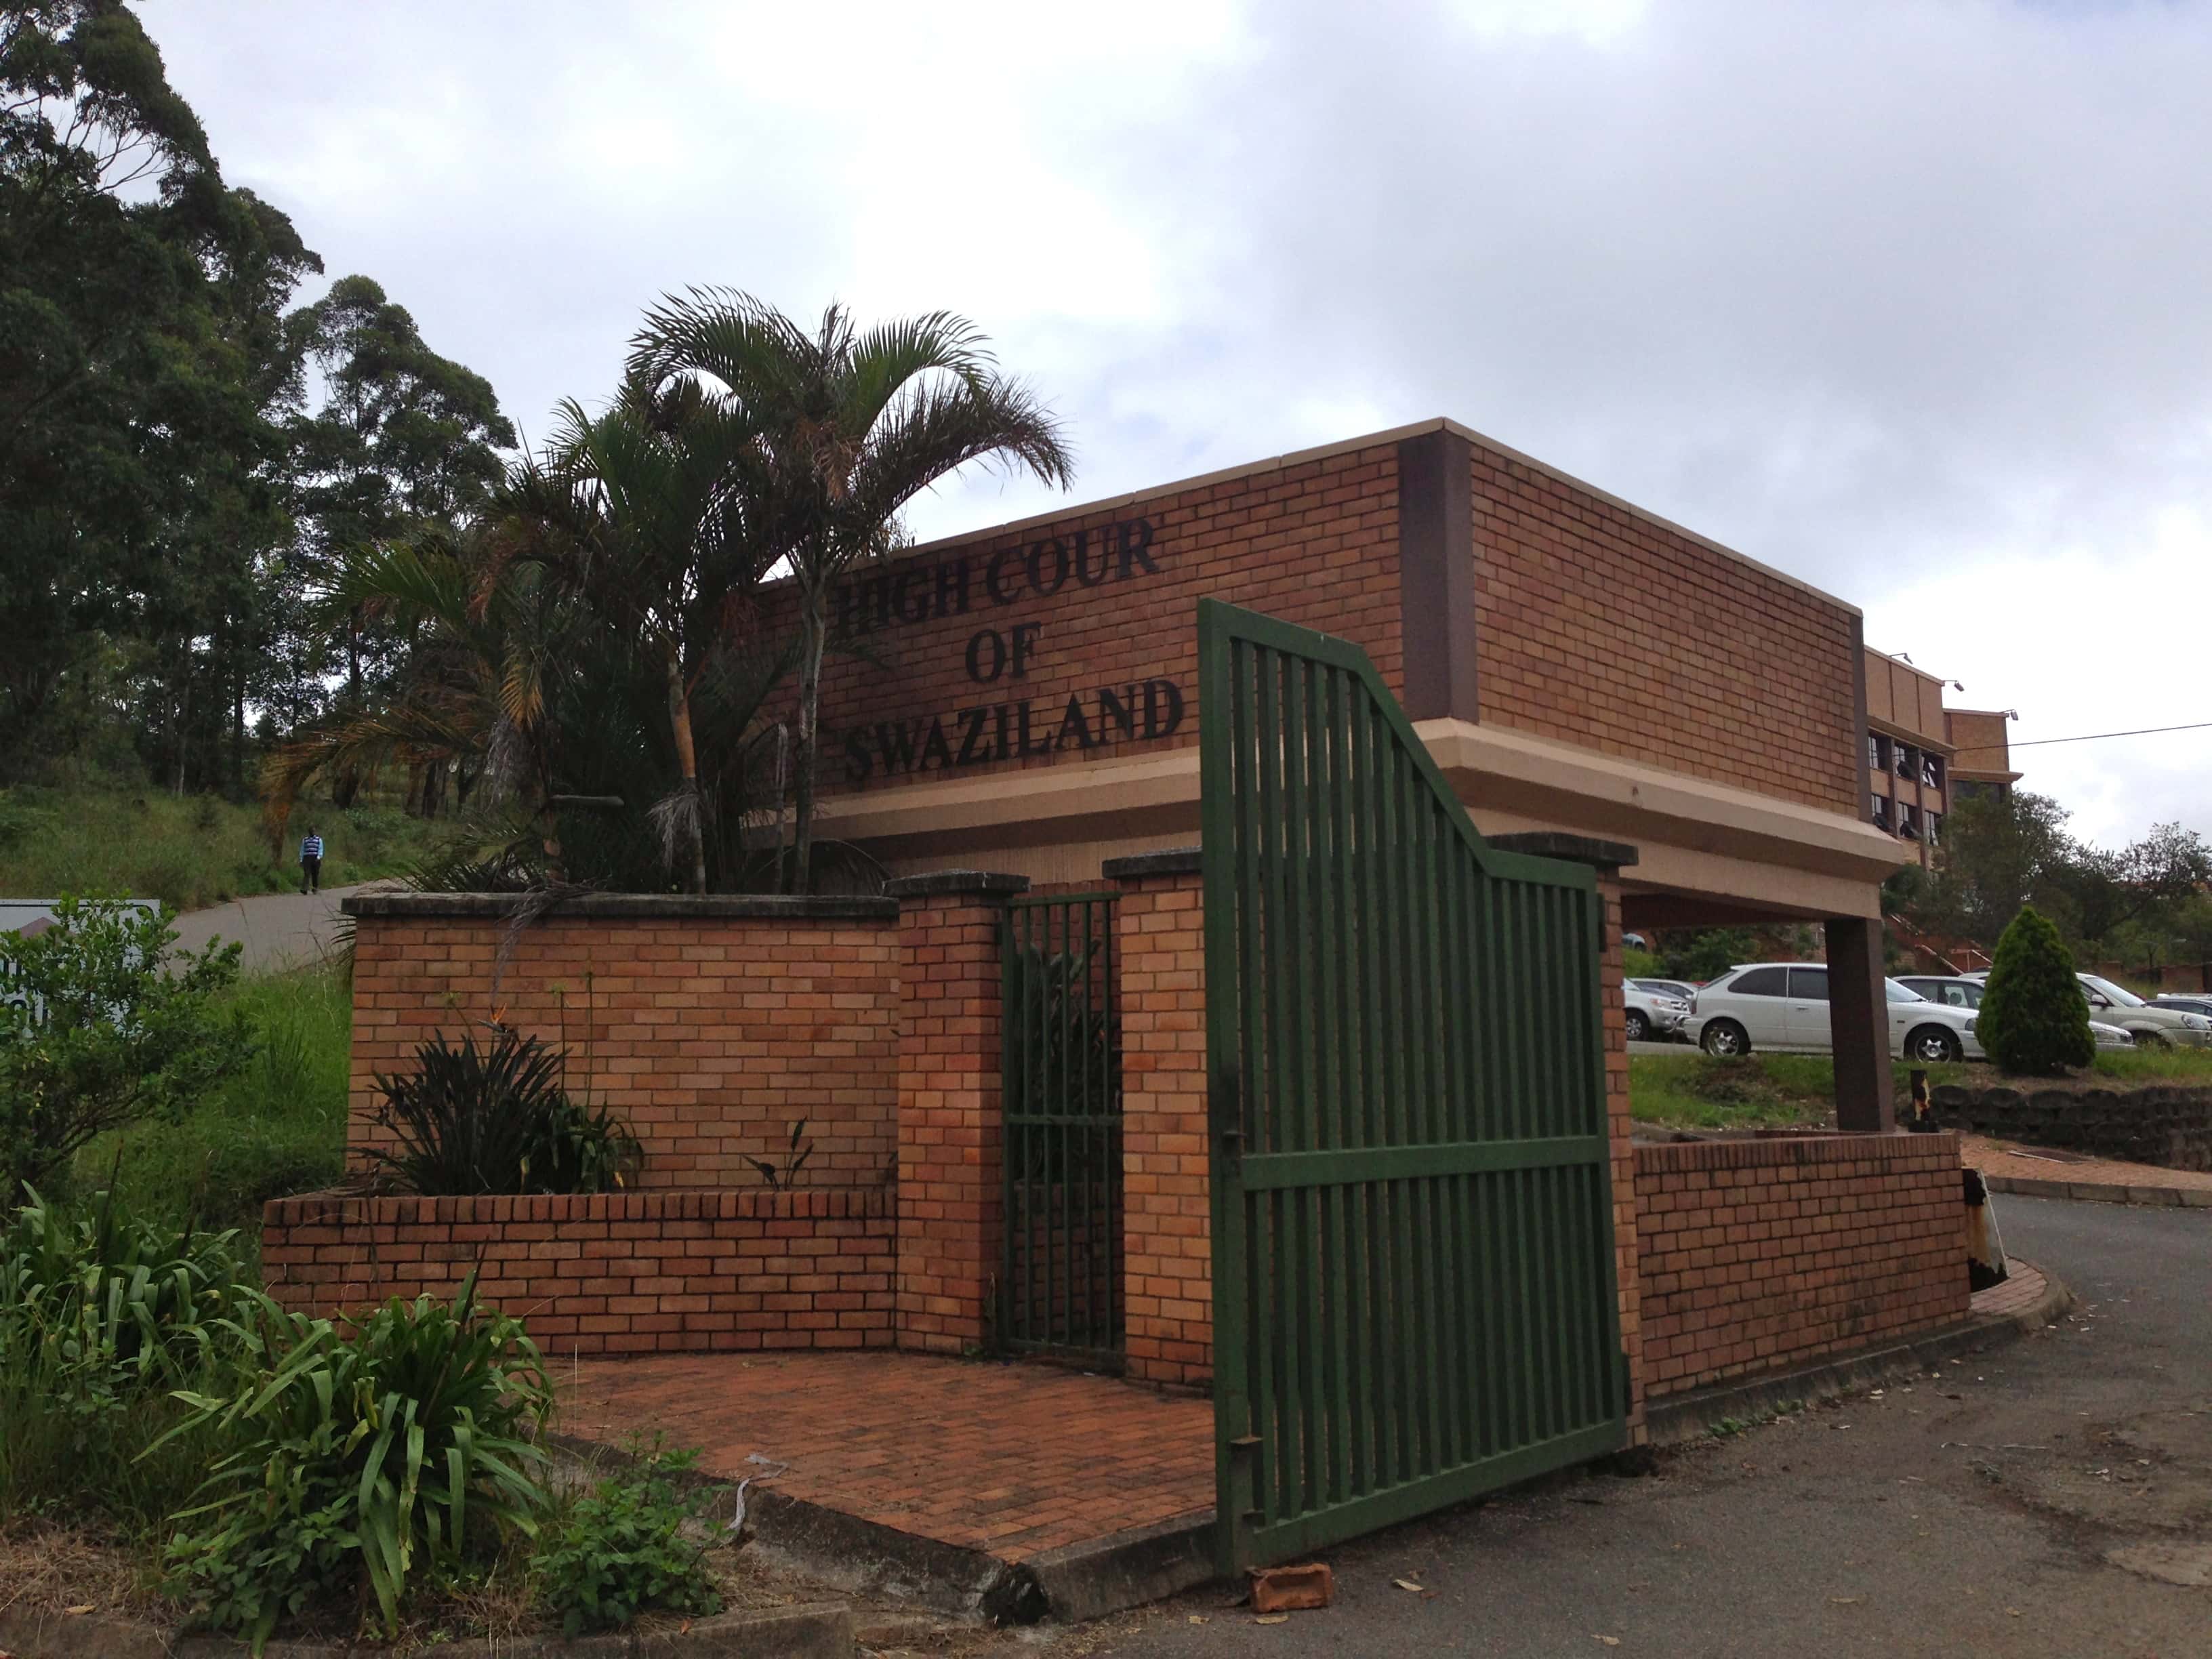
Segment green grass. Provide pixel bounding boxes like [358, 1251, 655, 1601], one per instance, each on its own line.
[2086, 1046, 2212, 1084]
[70, 966, 352, 1235]
[1629, 1050, 1973, 1130]
[0, 785, 446, 912]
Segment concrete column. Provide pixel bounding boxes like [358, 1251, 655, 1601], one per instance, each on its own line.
[886, 869, 1028, 1354]
[1826, 914, 1895, 1133]
[1103, 848, 1211, 1389]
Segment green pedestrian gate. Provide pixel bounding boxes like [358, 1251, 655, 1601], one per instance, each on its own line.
[1197, 598, 1628, 1573]
[1000, 893, 1123, 1364]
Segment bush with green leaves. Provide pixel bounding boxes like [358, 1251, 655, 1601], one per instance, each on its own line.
[533, 1441, 727, 1635]
[0, 895, 253, 1201]
[159, 1277, 556, 1652]
[366, 1028, 642, 1196]
[0, 1185, 258, 1528]
[1978, 905, 2096, 1076]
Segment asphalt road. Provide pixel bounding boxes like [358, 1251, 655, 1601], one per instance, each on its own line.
[1057, 1198, 2211, 1658]
[169, 882, 368, 974]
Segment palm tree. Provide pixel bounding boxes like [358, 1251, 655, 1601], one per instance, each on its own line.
[531, 379, 783, 893]
[628, 291, 1073, 893]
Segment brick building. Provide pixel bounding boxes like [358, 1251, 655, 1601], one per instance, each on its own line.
[289, 416, 1971, 1453]
[1861, 645, 2020, 868]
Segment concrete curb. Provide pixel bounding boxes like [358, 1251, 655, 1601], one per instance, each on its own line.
[0, 1602, 855, 1658]
[1022, 1511, 1218, 1624]
[1982, 1173, 2212, 1208]
[1643, 1259, 2076, 1448]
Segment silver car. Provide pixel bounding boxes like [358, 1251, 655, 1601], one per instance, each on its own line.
[1624, 981, 1692, 1042]
[1896, 975, 2135, 1050]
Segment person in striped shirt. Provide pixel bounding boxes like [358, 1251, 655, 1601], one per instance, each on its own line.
[300, 827, 324, 895]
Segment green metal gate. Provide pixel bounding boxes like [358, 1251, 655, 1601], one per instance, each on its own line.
[1197, 598, 1627, 1573]
[1000, 893, 1123, 1364]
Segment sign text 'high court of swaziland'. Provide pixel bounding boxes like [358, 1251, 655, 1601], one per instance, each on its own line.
[834, 518, 1184, 782]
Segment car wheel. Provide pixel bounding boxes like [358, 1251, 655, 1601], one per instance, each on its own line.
[1625, 1008, 1650, 1042]
[1700, 1019, 1749, 1058]
[2135, 1029, 2171, 1050]
[1908, 1025, 1963, 1065]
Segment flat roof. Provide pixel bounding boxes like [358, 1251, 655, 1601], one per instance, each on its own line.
[882, 415, 1863, 620]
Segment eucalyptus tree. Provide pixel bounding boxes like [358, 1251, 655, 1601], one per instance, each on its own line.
[628, 291, 1073, 893]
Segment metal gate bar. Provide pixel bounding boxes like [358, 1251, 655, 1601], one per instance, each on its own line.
[1000, 892, 1123, 1362]
[1199, 598, 1626, 1572]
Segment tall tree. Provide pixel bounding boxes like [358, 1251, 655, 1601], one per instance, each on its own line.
[628, 291, 1073, 893]
[286, 274, 515, 716]
[1, 0, 321, 786]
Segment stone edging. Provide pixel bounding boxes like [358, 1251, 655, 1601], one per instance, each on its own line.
[0, 1600, 854, 1658]
[1982, 1174, 2212, 1208]
[1642, 1258, 2075, 1447]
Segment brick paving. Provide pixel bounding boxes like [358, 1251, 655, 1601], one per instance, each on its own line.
[1962, 1132, 2212, 1204]
[562, 1350, 1212, 1561]
[1969, 1258, 2048, 1321]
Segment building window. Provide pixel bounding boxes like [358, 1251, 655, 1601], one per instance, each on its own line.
[1867, 733, 1883, 770]
[1954, 780, 1984, 803]
[1900, 805, 1919, 840]
[1922, 753, 1943, 790]
[1927, 811, 1942, 847]
[1871, 794, 1891, 830]
[1896, 743, 1917, 780]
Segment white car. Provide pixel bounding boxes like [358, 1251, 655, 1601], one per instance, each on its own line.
[1896, 975, 2135, 1050]
[1688, 962, 1982, 1065]
[1624, 981, 1692, 1043]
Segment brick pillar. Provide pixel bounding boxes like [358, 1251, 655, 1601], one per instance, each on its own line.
[1827, 914, 1896, 1134]
[1492, 833, 1645, 1444]
[1104, 849, 1212, 1389]
[886, 870, 1029, 1354]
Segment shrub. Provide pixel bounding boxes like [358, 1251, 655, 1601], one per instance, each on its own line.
[0, 896, 253, 1201]
[159, 1277, 556, 1651]
[366, 1029, 641, 1197]
[533, 1442, 726, 1635]
[0, 1186, 258, 1529]
[1978, 905, 2095, 1076]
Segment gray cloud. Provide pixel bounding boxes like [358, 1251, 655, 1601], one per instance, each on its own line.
[155, 0, 2212, 844]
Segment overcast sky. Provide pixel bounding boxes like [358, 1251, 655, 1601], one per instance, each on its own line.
[153, 0, 2212, 849]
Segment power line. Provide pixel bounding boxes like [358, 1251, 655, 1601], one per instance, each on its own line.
[1950, 718, 2212, 756]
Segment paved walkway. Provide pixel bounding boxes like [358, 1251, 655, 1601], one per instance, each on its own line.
[1971, 1257, 2050, 1321]
[1963, 1132, 2212, 1207]
[563, 1350, 1213, 1562]
[170, 882, 377, 974]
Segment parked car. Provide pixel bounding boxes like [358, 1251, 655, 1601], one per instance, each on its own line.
[1688, 962, 1981, 1063]
[1896, 974, 2136, 1050]
[1963, 971, 2212, 1049]
[2152, 995, 2212, 1019]
[1623, 981, 1692, 1042]
[1631, 977, 1701, 1006]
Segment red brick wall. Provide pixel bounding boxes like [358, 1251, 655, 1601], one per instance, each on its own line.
[894, 887, 1008, 1353]
[1634, 1132, 1968, 1398]
[798, 443, 1404, 799]
[262, 1189, 894, 1357]
[1469, 439, 1861, 814]
[1112, 865, 1210, 1389]
[349, 910, 898, 1187]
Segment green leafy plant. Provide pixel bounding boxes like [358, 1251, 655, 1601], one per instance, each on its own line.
[158, 1277, 556, 1651]
[0, 1183, 258, 1528]
[745, 1120, 813, 1190]
[0, 896, 253, 1201]
[1977, 905, 2096, 1076]
[533, 1441, 726, 1635]
[365, 1029, 642, 1196]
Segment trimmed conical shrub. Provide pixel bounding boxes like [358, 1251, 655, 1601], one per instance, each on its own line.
[1978, 906, 2095, 1076]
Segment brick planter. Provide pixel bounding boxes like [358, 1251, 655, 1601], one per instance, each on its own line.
[263, 1188, 894, 1357]
[1931, 1082, 2212, 1172]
